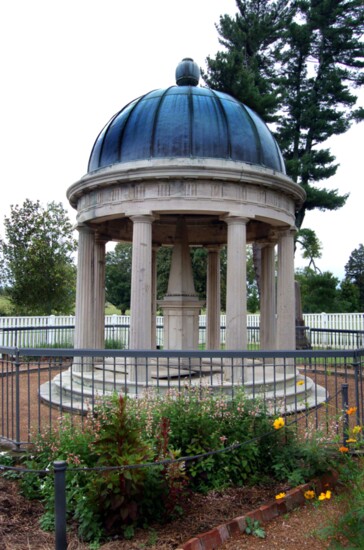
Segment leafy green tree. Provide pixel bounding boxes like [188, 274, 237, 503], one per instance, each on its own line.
[246, 245, 260, 312]
[295, 228, 322, 271]
[204, 0, 363, 232]
[105, 243, 132, 314]
[344, 244, 364, 310]
[156, 247, 172, 300]
[105, 245, 177, 312]
[0, 200, 76, 315]
[220, 246, 227, 312]
[295, 267, 341, 312]
[191, 247, 208, 300]
[106, 242, 259, 315]
[338, 279, 360, 312]
[295, 267, 360, 313]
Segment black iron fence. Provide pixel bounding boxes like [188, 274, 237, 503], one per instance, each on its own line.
[0, 381, 359, 550]
[1, 345, 363, 550]
[1, 346, 363, 451]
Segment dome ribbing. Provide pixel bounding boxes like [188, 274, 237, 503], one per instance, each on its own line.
[88, 60, 285, 174]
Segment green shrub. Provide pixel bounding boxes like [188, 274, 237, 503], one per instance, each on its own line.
[127, 387, 280, 492]
[104, 338, 125, 349]
[18, 388, 354, 544]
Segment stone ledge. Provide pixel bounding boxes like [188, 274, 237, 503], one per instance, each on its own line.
[175, 470, 338, 550]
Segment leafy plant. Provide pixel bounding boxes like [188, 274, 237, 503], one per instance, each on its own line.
[245, 517, 266, 539]
[316, 457, 364, 548]
[104, 338, 125, 349]
[86, 395, 154, 536]
[17, 387, 354, 544]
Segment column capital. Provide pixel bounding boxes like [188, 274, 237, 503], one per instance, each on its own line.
[223, 215, 250, 226]
[206, 244, 222, 252]
[276, 226, 297, 238]
[130, 214, 155, 224]
[76, 223, 95, 235]
[255, 235, 278, 247]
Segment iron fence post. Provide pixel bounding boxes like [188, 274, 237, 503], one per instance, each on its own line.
[353, 361, 361, 426]
[14, 349, 20, 449]
[341, 383, 349, 447]
[54, 460, 67, 550]
[352, 350, 362, 426]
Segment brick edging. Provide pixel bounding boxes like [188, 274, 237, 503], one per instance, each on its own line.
[176, 470, 339, 550]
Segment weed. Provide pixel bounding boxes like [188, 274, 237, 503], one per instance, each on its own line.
[245, 517, 266, 538]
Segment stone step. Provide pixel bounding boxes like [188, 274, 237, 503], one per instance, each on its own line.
[71, 367, 299, 393]
[244, 376, 315, 405]
[39, 366, 328, 416]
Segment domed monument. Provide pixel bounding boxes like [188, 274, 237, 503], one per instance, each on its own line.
[41, 59, 326, 410]
[68, 58, 303, 354]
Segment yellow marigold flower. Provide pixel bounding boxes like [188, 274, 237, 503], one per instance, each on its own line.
[346, 438, 357, 444]
[352, 425, 362, 435]
[275, 492, 286, 500]
[346, 407, 357, 416]
[304, 490, 315, 500]
[297, 380, 304, 386]
[273, 417, 285, 430]
[339, 446, 349, 453]
[325, 490, 332, 499]
[318, 493, 327, 501]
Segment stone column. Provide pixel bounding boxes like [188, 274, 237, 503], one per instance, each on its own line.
[260, 243, 276, 350]
[151, 246, 159, 349]
[276, 228, 296, 350]
[206, 246, 221, 350]
[74, 225, 95, 371]
[129, 215, 154, 350]
[225, 217, 248, 351]
[94, 235, 107, 349]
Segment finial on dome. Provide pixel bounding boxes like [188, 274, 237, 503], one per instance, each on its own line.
[175, 58, 200, 86]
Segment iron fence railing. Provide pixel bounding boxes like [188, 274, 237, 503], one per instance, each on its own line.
[1, 346, 363, 451]
[1, 345, 363, 550]
[0, 391, 350, 550]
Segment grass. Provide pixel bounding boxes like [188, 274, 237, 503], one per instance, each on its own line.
[315, 456, 364, 548]
[0, 295, 13, 315]
[104, 303, 121, 315]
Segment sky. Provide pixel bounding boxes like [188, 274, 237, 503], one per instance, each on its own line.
[0, 0, 362, 281]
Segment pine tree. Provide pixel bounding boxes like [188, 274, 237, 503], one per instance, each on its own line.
[204, 0, 364, 229]
[203, 0, 293, 121]
[277, 0, 364, 228]
[344, 244, 364, 309]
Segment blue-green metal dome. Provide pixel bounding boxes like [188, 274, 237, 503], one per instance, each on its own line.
[88, 59, 285, 174]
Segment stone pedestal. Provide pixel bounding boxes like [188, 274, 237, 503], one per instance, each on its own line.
[159, 217, 204, 351]
[161, 298, 203, 350]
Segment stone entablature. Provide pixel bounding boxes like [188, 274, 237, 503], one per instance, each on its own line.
[68, 159, 304, 234]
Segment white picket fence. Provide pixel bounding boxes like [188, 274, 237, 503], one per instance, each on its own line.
[0, 312, 363, 349]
